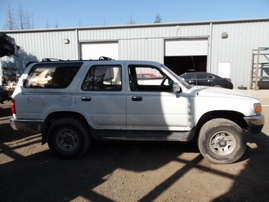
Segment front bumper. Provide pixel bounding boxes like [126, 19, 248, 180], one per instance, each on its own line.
[245, 114, 265, 134]
[10, 118, 42, 132]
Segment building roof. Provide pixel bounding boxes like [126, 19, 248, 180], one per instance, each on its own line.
[2, 17, 269, 34]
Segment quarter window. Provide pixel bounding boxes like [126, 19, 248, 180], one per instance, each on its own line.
[24, 63, 82, 88]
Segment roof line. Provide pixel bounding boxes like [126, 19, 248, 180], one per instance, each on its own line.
[1, 17, 269, 34]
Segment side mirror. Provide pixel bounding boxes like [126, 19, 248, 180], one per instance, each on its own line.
[172, 82, 181, 93]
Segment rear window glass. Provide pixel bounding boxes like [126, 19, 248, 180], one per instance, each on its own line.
[24, 63, 82, 88]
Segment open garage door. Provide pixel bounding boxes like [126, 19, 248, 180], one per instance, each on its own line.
[164, 39, 208, 75]
[81, 42, 118, 60]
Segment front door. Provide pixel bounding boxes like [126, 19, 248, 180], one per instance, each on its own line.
[126, 64, 191, 131]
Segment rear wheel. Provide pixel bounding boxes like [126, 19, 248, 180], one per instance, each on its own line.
[198, 118, 246, 164]
[48, 118, 90, 158]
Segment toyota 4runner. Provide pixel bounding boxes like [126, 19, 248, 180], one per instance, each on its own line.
[10, 57, 264, 164]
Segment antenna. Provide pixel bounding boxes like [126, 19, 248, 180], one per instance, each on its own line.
[191, 56, 198, 86]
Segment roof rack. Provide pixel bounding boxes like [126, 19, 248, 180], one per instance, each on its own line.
[41, 58, 64, 62]
[99, 56, 114, 61]
[39, 56, 115, 63]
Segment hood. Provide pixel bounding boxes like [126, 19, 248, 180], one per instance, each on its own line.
[189, 86, 256, 100]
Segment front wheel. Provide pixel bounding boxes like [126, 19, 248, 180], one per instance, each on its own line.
[48, 118, 91, 158]
[198, 118, 246, 164]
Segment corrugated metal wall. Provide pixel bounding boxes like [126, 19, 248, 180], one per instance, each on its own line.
[11, 30, 78, 60]
[210, 20, 269, 88]
[1, 19, 268, 88]
[0, 30, 78, 75]
[78, 24, 210, 63]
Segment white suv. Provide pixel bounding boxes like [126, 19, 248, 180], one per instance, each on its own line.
[10, 58, 264, 164]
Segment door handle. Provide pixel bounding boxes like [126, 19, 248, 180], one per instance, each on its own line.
[132, 96, 142, 101]
[81, 96, 91, 101]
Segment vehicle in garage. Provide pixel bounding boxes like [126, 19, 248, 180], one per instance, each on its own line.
[180, 72, 233, 89]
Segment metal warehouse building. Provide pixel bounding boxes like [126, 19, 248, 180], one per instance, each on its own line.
[1, 18, 269, 89]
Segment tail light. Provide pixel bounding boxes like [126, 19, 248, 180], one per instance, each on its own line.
[227, 78, 232, 82]
[11, 99, 16, 114]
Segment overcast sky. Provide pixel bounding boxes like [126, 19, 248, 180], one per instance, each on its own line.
[0, 0, 268, 30]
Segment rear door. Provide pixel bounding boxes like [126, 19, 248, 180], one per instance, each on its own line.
[76, 62, 127, 129]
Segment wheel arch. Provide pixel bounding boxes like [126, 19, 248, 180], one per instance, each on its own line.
[194, 110, 247, 138]
[41, 111, 90, 144]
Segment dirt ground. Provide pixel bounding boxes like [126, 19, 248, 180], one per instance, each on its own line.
[1, 92, 269, 202]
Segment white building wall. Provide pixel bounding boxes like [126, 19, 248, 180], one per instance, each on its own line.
[78, 24, 210, 63]
[211, 20, 269, 88]
[0, 30, 78, 75]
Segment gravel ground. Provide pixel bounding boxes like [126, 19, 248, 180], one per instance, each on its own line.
[1, 90, 269, 202]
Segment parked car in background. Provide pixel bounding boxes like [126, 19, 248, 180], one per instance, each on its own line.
[180, 72, 233, 89]
[137, 73, 157, 79]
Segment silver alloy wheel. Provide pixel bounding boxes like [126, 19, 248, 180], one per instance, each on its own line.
[209, 131, 236, 155]
[55, 129, 79, 152]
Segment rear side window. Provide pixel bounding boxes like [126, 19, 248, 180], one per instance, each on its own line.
[82, 65, 122, 91]
[24, 63, 82, 88]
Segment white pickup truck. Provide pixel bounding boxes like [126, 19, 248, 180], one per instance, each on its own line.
[10, 58, 264, 164]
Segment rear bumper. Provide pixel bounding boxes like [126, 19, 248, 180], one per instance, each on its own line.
[10, 118, 42, 132]
[245, 114, 265, 134]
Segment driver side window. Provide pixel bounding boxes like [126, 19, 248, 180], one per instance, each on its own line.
[128, 65, 171, 92]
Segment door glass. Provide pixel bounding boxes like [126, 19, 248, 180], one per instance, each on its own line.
[82, 65, 122, 91]
[128, 65, 172, 92]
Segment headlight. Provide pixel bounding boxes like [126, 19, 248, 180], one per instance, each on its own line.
[254, 103, 262, 115]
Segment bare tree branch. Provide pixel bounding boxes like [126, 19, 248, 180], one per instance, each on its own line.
[4, 4, 17, 30]
[154, 13, 162, 23]
[18, 4, 25, 29]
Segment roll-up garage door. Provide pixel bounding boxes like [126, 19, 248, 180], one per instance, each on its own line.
[165, 39, 208, 56]
[81, 42, 118, 60]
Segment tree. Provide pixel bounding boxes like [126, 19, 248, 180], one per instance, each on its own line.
[18, 4, 25, 29]
[127, 15, 135, 24]
[3, 4, 34, 30]
[46, 21, 50, 28]
[25, 12, 34, 29]
[154, 13, 162, 23]
[4, 4, 17, 30]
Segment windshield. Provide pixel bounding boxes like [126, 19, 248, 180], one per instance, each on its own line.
[160, 64, 192, 89]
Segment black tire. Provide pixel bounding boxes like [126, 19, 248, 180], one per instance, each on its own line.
[198, 118, 246, 164]
[47, 117, 91, 158]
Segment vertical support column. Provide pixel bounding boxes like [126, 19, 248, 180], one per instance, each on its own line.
[254, 47, 260, 90]
[249, 49, 254, 89]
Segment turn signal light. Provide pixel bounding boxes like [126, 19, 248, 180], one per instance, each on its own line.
[254, 103, 261, 114]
